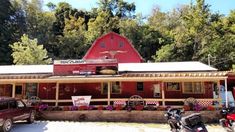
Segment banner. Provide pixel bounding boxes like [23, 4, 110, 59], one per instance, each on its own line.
[71, 96, 91, 106]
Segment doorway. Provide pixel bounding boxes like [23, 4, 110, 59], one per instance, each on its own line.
[15, 84, 23, 99]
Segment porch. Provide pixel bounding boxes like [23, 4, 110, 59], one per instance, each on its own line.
[0, 71, 229, 108]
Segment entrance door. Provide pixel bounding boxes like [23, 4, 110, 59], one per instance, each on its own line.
[15, 84, 23, 99]
[153, 84, 161, 97]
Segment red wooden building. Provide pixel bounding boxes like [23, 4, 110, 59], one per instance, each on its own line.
[0, 32, 233, 107]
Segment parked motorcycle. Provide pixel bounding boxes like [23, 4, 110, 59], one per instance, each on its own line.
[220, 107, 235, 132]
[164, 108, 208, 132]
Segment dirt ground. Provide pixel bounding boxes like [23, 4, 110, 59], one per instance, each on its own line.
[12, 121, 226, 132]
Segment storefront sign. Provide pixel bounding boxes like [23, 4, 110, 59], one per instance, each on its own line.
[54, 59, 85, 64]
[71, 96, 91, 106]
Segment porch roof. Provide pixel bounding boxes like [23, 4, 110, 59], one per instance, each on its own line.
[118, 61, 217, 72]
[0, 71, 228, 83]
[0, 74, 52, 79]
[0, 65, 53, 74]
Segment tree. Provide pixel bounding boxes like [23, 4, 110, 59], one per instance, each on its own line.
[10, 34, 52, 65]
[57, 16, 88, 59]
[86, 11, 119, 43]
[120, 17, 167, 61]
[97, 0, 136, 18]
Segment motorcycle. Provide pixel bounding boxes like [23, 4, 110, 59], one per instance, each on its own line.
[220, 107, 235, 132]
[164, 108, 208, 132]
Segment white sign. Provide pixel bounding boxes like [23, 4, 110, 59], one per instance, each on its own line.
[54, 59, 85, 64]
[71, 96, 91, 106]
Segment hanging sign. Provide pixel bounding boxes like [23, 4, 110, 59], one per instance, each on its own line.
[71, 96, 91, 106]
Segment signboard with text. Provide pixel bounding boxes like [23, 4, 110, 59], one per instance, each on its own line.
[71, 96, 91, 106]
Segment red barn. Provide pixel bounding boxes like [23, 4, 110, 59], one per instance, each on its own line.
[83, 32, 143, 63]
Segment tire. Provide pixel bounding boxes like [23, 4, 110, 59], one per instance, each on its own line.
[27, 111, 35, 124]
[232, 122, 235, 132]
[0, 119, 12, 132]
[168, 119, 179, 132]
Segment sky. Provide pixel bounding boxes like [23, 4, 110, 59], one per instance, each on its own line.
[43, 0, 235, 16]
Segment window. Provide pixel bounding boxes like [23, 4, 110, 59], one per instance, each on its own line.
[111, 82, 121, 94]
[166, 82, 181, 91]
[17, 100, 25, 108]
[100, 42, 105, 48]
[137, 82, 144, 91]
[101, 83, 108, 94]
[183, 82, 204, 94]
[118, 41, 124, 48]
[101, 82, 121, 94]
[26, 83, 38, 99]
[15, 85, 22, 95]
[9, 101, 17, 109]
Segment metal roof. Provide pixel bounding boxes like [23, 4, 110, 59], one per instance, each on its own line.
[118, 62, 217, 72]
[0, 65, 53, 74]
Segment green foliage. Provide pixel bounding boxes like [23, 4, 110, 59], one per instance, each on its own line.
[10, 34, 52, 65]
[0, 0, 235, 71]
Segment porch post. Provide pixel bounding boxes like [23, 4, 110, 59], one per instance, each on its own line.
[161, 82, 165, 106]
[12, 83, 16, 98]
[217, 81, 222, 106]
[107, 82, 111, 105]
[55, 82, 59, 106]
[225, 78, 228, 108]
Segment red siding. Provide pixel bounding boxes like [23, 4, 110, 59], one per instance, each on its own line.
[83, 32, 143, 63]
[38, 82, 213, 100]
[38, 83, 56, 99]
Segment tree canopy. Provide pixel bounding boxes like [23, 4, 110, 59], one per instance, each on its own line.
[0, 0, 235, 70]
[10, 34, 52, 65]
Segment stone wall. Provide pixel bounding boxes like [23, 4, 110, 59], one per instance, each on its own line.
[39, 110, 221, 123]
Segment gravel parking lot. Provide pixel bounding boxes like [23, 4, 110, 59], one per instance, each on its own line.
[11, 121, 226, 132]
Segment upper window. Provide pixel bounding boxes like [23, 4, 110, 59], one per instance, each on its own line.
[183, 82, 204, 94]
[100, 42, 105, 48]
[137, 82, 144, 92]
[166, 82, 181, 91]
[118, 41, 124, 48]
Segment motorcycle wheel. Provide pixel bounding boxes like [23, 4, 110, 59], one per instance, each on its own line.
[168, 119, 179, 132]
[232, 122, 235, 132]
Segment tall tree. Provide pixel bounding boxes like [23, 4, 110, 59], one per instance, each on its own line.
[97, 0, 136, 18]
[10, 34, 52, 65]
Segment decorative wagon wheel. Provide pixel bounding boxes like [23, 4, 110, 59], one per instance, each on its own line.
[27, 96, 41, 106]
[128, 95, 145, 107]
[184, 97, 197, 110]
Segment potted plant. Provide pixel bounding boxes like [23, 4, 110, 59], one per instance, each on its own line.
[97, 105, 104, 110]
[115, 105, 123, 110]
[78, 105, 88, 110]
[106, 105, 113, 111]
[135, 105, 144, 111]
